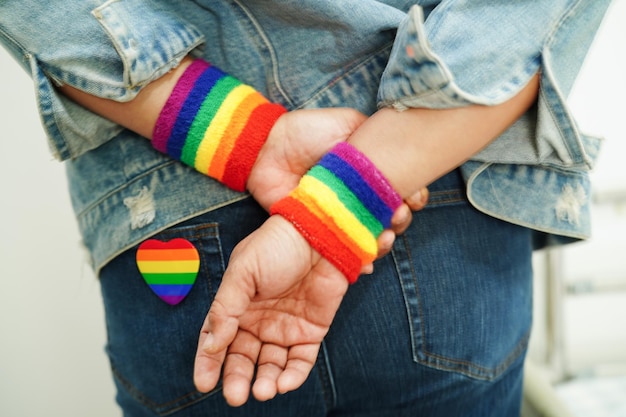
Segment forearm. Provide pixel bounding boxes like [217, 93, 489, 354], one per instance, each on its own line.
[269, 73, 539, 282]
[59, 56, 194, 139]
[351, 73, 540, 198]
[61, 56, 288, 192]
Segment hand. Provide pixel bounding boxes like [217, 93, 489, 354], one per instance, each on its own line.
[248, 108, 429, 269]
[248, 108, 367, 211]
[193, 215, 349, 406]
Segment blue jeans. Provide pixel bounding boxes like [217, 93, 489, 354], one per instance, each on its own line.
[99, 169, 533, 416]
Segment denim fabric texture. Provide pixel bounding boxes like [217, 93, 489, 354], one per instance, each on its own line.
[0, 1, 610, 415]
[0, 0, 611, 273]
[100, 170, 533, 416]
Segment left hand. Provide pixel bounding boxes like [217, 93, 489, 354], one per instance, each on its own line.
[247, 108, 429, 270]
[247, 108, 366, 211]
[193, 215, 349, 407]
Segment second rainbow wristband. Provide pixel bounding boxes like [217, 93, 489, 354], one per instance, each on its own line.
[270, 142, 402, 283]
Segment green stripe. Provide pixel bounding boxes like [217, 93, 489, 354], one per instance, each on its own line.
[180, 75, 242, 166]
[308, 165, 383, 236]
[141, 272, 198, 285]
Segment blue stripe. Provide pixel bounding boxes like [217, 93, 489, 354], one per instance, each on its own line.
[318, 153, 394, 227]
[149, 284, 194, 297]
[166, 66, 227, 159]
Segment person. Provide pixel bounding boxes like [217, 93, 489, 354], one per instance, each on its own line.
[0, 1, 611, 416]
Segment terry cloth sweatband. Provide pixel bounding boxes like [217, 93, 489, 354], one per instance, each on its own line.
[152, 59, 287, 192]
[270, 142, 402, 283]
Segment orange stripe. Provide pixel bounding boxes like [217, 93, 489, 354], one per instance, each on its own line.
[271, 196, 362, 282]
[291, 187, 374, 265]
[220, 102, 286, 191]
[208, 92, 268, 180]
[136, 248, 199, 261]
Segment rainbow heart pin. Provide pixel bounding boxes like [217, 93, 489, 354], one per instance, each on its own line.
[136, 238, 200, 305]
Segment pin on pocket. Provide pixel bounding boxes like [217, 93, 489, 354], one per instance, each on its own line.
[136, 238, 200, 305]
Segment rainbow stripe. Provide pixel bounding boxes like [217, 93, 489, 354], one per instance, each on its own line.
[136, 238, 200, 305]
[270, 143, 402, 283]
[152, 59, 286, 191]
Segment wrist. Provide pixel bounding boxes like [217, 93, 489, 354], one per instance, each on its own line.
[270, 142, 402, 283]
[152, 58, 286, 192]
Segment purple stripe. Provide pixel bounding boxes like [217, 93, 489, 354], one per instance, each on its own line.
[152, 59, 210, 153]
[332, 143, 402, 210]
[318, 153, 394, 227]
[160, 295, 186, 305]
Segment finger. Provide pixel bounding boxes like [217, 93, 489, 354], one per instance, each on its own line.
[252, 343, 289, 402]
[193, 315, 228, 393]
[405, 187, 429, 211]
[375, 229, 396, 260]
[389, 204, 412, 235]
[222, 330, 262, 407]
[202, 259, 256, 354]
[360, 262, 374, 275]
[193, 261, 255, 393]
[277, 344, 320, 395]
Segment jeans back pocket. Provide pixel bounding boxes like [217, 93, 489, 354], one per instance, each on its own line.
[391, 171, 533, 381]
[99, 198, 267, 415]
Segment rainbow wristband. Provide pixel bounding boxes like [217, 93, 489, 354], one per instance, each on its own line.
[270, 143, 402, 283]
[152, 59, 287, 191]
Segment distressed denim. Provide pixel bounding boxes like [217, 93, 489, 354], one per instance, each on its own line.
[0, 1, 610, 415]
[0, 0, 611, 273]
[100, 170, 533, 416]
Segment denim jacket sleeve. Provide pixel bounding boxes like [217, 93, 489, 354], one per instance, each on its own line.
[378, 0, 611, 171]
[0, 0, 204, 161]
[378, 0, 612, 243]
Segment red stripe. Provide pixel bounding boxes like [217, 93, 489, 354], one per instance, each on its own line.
[221, 102, 287, 191]
[137, 238, 196, 251]
[270, 196, 362, 283]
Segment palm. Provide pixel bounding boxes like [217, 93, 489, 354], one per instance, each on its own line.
[193, 216, 349, 406]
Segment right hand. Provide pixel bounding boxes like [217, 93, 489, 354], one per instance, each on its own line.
[193, 215, 349, 406]
[247, 108, 367, 211]
[247, 108, 429, 270]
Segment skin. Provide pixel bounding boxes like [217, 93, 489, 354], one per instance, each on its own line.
[60, 55, 539, 406]
[193, 73, 541, 406]
[59, 57, 426, 267]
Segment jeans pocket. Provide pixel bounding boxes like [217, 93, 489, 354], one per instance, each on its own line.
[100, 221, 228, 415]
[391, 177, 533, 381]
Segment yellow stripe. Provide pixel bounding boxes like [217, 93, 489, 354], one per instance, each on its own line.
[297, 176, 377, 257]
[137, 259, 200, 274]
[194, 85, 256, 173]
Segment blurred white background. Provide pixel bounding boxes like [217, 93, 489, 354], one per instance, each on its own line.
[0, 2, 624, 416]
[527, 0, 626, 374]
[0, 25, 119, 417]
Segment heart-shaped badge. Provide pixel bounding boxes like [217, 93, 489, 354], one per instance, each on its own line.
[136, 238, 200, 305]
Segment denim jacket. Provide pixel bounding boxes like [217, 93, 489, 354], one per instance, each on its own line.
[0, 0, 611, 274]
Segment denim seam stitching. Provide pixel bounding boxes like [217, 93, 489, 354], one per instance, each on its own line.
[93, 195, 250, 276]
[110, 362, 220, 416]
[400, 224, 531, 381]
[465, 163, 589, 240]
[316, 341, 337, 411]
[298, 42, 394, 110]
[391, 237, 421, 364]
[231, 0, 295, 107]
